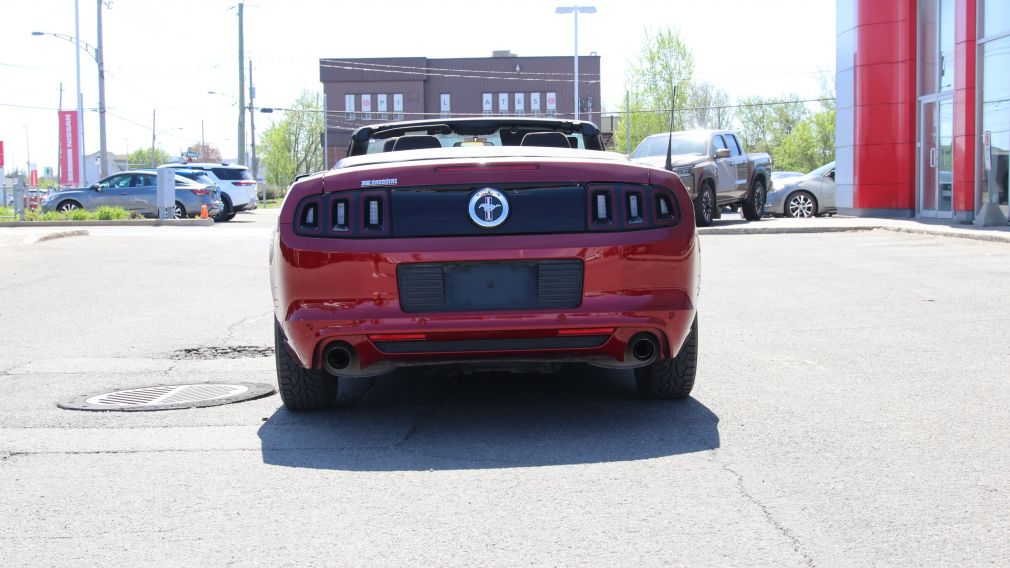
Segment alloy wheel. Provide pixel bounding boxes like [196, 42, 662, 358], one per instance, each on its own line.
[788, 193, 815, 217]
[58, 202, 78, 212]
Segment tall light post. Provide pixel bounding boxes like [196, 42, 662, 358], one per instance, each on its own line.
[32, 20, 107, 185]
[555, 5, 595, 121]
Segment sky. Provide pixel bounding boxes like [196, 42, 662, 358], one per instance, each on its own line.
[0, 0, 835, 178]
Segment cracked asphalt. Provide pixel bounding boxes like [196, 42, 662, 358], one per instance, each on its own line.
[2, 210, 1009, 566]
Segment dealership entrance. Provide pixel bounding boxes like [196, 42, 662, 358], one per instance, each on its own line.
[919, 97, 955, 218]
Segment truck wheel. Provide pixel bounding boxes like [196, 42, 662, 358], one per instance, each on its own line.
[275, 320, 337, 411]
[635, 317, 698, 400]
[741, 178, 766, 221]
[785, 191, 818, 218]
[694, 184, 716, 227]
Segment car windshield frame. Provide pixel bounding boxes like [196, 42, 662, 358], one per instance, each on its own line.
[808, 162, 835, 177]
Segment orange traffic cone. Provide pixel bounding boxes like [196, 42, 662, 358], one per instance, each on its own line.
[200, 204, 208, 219]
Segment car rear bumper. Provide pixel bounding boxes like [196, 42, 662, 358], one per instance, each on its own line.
[271, 225, 700, 375]
[234, 198, 258, 211]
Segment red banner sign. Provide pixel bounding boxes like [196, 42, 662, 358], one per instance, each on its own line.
[59, 111, 80, 186]
[0, 140, 5, 168]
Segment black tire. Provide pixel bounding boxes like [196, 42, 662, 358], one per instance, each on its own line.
[57, 200, 82, 212]
[635, 317, 698, 400]
[694, 183, 716, 227]
[214, 194, 233, 222]
[173, 202, 186, 219]
[741, 178, 766, 221]
[275, 320, 337, 411]
[785, 191, 818, 218]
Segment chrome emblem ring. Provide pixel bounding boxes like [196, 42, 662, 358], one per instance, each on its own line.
[468, 187, 510, 229]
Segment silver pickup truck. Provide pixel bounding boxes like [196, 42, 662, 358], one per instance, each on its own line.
[631, 129, 772, 226]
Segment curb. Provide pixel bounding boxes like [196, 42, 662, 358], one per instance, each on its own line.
[698, 223, 1010, 244]
[0, 219, 214, 228]
[33, 229, 90, 243]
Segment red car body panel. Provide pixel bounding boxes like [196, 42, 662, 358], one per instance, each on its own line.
[270, 151, 699, 374]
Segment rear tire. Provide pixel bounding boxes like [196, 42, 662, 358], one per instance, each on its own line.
[694, 183, 716, 227]
[214, 195, 233, 222]
[742, 178, 766, 221]
[173, 202, 186, 219]
[635, 317, 698, 400]
[275, 320, 337, 411]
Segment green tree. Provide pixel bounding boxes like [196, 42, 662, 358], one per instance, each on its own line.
[735, 95, 809, 155]
[258, 90, 323, 186]
[683, 82, 734, 130]
[774, 100, 835, 172]
[127, 148, 171, 169]
[613, 28, 695, 154]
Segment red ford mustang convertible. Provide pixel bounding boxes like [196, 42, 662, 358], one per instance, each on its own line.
[269, 118, 700, 410]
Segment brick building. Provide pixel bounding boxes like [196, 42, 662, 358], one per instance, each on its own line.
[319, 52, 602, 162]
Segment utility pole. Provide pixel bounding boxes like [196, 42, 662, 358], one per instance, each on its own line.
[323, 93, 328, 170]
[249, 60, 257, 178]
[96, 0, 108, 178]
[151, 109, 156, 168]
[237, 1, 246, 165]
[625, 90, 631, 156]
[201, 120, 205, 160]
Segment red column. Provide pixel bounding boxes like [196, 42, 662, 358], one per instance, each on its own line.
[852, 0, 918, 212]
[953, 0, 977, 213]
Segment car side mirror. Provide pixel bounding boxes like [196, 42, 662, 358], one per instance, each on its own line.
[715, 148, 731, 159]
[828, 171, 835, 180]
[92, 183, 103, 191]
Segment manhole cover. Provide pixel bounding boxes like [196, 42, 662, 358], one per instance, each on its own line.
[58, 382, 275, 412]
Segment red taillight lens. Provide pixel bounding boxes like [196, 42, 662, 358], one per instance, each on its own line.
[233, 180, 256, 186]
[189, 188, 210, 196]
[586, 184, 680, 231]
[435, 164, 539, 173]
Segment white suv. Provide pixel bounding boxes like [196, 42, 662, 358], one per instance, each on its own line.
[164, 163, 258, 221]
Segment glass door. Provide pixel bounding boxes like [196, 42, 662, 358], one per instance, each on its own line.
[919, 97, 954, 218]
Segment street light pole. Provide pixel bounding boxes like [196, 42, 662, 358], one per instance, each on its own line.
[74, 0, 86, 185]
[237, 1, 246, 165]
[96, 0, 108, 178]
[555, 5, 595, 121]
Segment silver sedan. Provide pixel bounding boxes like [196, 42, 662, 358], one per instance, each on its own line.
[765, 162, 836, 217]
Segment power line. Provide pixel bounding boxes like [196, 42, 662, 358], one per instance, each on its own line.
[320, 58, 602, 78]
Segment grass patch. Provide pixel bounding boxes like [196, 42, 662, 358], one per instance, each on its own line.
[4, 206, 136, 222]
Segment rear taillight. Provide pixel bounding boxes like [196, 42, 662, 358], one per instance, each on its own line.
[233, 180, 256, 186]
[189, 188, 211, 196]
[293, 190, 390, 237]
[586, 183, 680, 231]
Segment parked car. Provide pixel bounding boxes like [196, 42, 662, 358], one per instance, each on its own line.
[631, 130, 773, 227]
[161, 163, 257, 222]
[772, 171, 805, 181]
[271, 117, 699, 410]
[41, 170, 223, 219]
[765, 161, 836, 217]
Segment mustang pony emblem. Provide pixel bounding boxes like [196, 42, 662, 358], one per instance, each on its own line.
[468, 188, 510, 229]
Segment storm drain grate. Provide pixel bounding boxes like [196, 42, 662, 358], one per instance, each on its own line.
[58, 382, 275, 412]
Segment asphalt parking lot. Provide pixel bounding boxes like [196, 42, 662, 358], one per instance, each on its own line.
[2, 210, 1009, 566]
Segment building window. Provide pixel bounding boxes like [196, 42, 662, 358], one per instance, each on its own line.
[919, 0, 955, 95]
[514, 93, 525, 117]
[377, 94, 388, 120]
[498, 93, 509, 116]
[482, 93, 493, 117]
[984, 0, 1010, 37]
[361, 94, 372, 120]
[530, 92, 541, 118]
[393, 93, 404, 120]
[440, 93, 451, 119]
[979, 35, 1010, 212]
[546, 92, 557, 117]
[345, 94, 356, 120]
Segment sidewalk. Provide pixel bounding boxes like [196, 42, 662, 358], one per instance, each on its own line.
[699, 214, 1010, 244]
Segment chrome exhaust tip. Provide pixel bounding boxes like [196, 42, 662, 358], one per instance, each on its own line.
[629, 334, 659, 364]
[323, 343, 354, 375]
